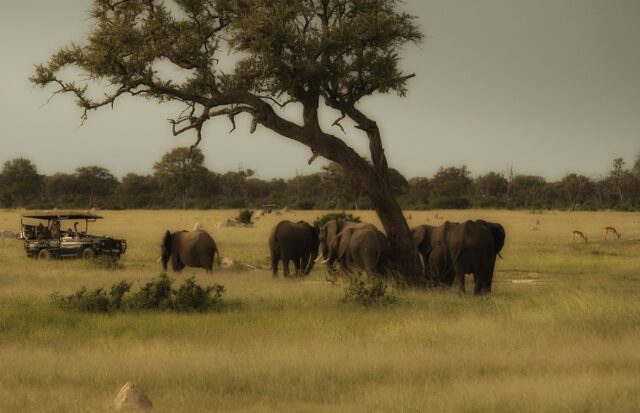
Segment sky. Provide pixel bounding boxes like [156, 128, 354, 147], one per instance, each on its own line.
[1, 0, 639, 181]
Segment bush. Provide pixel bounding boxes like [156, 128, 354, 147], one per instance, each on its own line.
[173, 277, 224, 312]
[297, 199, 315, 210]
[429, 196, 471, 209]
[474, 196, 506, 209]
[313, 212, 361, 228]
[340, 276, 396, 307]
[51, 281, 132, 313]
[126, 273, 174, 311]
[237, 209, 254, 225]
[51, 274, 224, 313]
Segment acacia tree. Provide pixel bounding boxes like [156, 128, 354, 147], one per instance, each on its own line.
[154, 147, 208, 209]
[0, 158, 43, 207]
[31, 0, 426, 285]
[75, 166, 119, 208]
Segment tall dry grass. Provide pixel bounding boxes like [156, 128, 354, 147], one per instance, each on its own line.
[0, 209, 639, 412]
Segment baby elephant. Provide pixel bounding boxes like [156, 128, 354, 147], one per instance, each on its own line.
[269, 220, 319, 277]
[160, 228, 220, 273]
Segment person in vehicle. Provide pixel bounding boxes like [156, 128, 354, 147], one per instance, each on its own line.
[49, 219, 61, 239]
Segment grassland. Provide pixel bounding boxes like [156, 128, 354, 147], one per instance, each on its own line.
[0, 209, 639, 412]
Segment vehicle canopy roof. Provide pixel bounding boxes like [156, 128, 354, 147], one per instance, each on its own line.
[21, 211, 103, 221]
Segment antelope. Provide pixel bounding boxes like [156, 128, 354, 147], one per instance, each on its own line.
[570, 230, 588, 243]
[604, 226, 621, 240]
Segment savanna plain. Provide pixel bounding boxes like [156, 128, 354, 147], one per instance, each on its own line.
[1, 209, 639, 412]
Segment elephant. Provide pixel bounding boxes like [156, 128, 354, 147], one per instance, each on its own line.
[411, 223, 454, 281]
[428, 243, 454, 286]
[325, 223, 391, 276]
[160, 229, 220, 273]
[317, 219, 370, 272]
[269, 220, 320, 277]
[438, 220, 506, 294]
[411, 224, 437, 268]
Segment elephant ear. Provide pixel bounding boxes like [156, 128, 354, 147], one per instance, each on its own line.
[162, 230, 172, 254]
[411, 226, 426, 247]
[491, 223, 506, 254]
[325, 220, 340, 247]
[475, 220, 505, 254]
[335, 228, 354, 260]
[439, 222, 454, 245]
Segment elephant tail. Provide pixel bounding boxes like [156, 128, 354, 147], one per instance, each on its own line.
[215, 248, 221, 268]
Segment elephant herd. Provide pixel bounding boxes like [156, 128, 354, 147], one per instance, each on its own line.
[269, 220, 389, 278]
[159, 218, 506, 295]
[412, 220, 505, 294]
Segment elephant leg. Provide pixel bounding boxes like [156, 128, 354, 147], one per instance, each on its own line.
[420, 252, 429, 275]
[453, 262, 466, 294]
[484, 258, 497, 293]
[172, 255, 185, 273]
[204, 255, 213, 274]
[293, 258, 301, 276]
[283, 258, 291, 277]
[271, 254, 279, 277]
[473, 273, 483, 295]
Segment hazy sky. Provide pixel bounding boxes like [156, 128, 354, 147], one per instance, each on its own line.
[1, 0, 639, 181]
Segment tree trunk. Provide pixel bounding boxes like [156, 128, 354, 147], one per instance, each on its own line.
[367, 178, 428, 287]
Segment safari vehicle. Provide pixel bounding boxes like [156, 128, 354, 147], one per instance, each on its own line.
[20, 212, 127, 260]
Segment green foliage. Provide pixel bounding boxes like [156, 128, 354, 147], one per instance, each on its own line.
[75, 166, 119, 208]
[296, 199, 315, 210]
[341, 276, 396, 307]
[173, 277, 224, 312]
[430, 166, 473, 199]
[429, 196, 471, 210]
[51, 281, 131, 313]
[313, 212, 361, 228]
[51, 274, 224, 313]
[126, 273, 174, 311]
[0, 158, 43, 208]
[3, 150, 640, 211]
[153, 147, 208, 209]
[236, 209, 254, 225]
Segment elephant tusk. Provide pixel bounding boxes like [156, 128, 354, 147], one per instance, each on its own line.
[497, 252, 504, 259]
[156, 256, 162, 263]
[314, 255, 324, 263]
[320, 258, 330, 264]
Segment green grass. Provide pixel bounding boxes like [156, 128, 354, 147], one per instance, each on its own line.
[0, 209, 639, 412]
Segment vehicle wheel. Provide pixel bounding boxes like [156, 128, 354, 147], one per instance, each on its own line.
[81, 248, 96, 259]
[37, 249, 51, 260]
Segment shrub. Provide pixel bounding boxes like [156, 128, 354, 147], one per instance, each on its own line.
[474, 196, 506, 209]
[297, 199, 315, 210]
[51, 274, 224, 313]
[340, 276, 396, 307]
[313, 212, 361, 228]
[51, 285, 123, 313]
[429, 196, 471, 209]
[126, 273, 174, 311]
[237, 209, 254, 225]
[52, 287, 109, 313]
[173, 277, 224, 312]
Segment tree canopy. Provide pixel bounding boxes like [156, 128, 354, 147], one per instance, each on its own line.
[31, 0, 421, 157]
[31, 0, 427, 284]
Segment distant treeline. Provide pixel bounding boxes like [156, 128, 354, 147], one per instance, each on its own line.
[2, 148, 640, 211]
